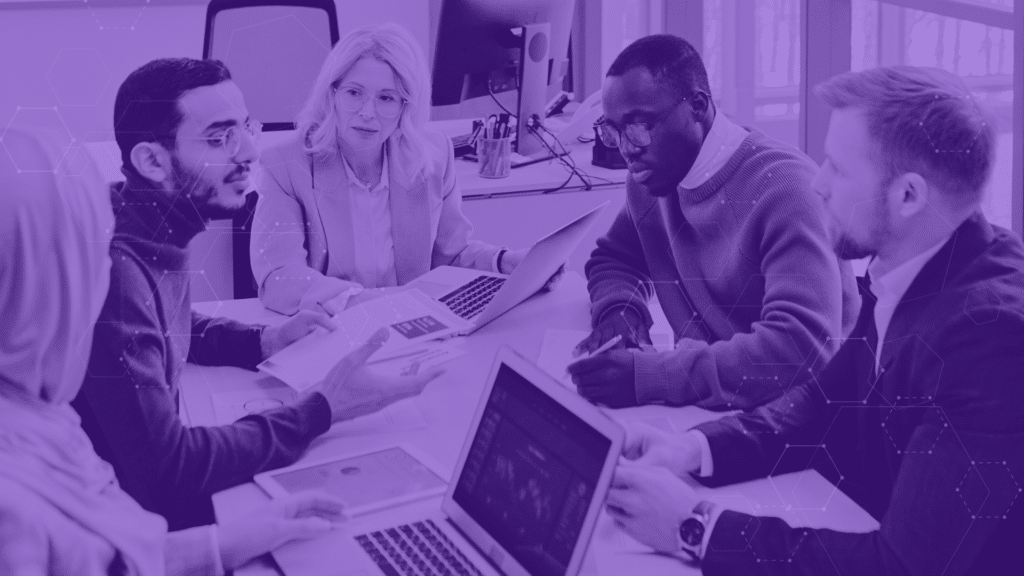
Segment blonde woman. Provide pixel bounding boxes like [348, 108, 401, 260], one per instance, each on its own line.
[251, 23, 527, 315]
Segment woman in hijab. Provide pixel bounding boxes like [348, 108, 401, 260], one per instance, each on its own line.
[0, 127, 347, 575]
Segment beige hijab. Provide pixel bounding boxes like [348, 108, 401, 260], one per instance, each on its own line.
[0, 128, 166, 575]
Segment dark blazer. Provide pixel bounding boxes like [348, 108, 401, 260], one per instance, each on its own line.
[693, 213, 1024, 575]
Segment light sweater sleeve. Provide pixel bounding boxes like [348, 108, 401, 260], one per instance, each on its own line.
[632, 181, 846, 410]
[165, 526, 222, 576]
[584, 200, 656, 328]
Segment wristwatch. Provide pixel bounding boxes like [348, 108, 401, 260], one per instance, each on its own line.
[678, 501, 715, 562]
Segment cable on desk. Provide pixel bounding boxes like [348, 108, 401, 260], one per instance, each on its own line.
[526, 118, 591, 193]
[533, 118, 627, 191]
[487, 80, 518, 119]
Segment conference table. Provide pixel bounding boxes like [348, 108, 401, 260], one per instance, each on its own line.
[182, 273, 880, 576]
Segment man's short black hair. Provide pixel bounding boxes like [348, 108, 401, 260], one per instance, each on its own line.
[113, 58, 232, 178]
[606, 34, 711, 100]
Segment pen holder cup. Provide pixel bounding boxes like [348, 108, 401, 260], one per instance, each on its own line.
[477, 136, 512, 179]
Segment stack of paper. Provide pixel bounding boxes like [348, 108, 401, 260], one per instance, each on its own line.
[259, 288, 470, 391]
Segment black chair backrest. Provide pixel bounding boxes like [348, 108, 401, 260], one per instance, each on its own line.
[202, 0, 340, 131]
[202, 0, 339, 299]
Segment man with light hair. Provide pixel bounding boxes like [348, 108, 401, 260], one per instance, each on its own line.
[603, 65, 1024, 574]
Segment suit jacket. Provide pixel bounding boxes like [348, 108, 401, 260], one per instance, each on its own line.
[693, 213, 1024, 575]
[250, 131, 499, 315]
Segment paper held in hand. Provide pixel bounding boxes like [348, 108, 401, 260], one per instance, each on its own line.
[258, 288, 471, 392]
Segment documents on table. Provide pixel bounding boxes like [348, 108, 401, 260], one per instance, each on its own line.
[320, 400, 428, 441]
[536, 328, 590, 389]
[211, 386, 295, 424]
[366, 341, 467, 377]
[258, 288, 471, 392]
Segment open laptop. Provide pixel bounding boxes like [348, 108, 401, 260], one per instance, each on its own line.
[407, 201, 610, 333]
[273, 347, 625, 576]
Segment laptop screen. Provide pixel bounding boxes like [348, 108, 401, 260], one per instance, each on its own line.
[452, 363, 612, 576]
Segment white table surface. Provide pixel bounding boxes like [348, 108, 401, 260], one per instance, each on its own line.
[185, 273, 879, 575]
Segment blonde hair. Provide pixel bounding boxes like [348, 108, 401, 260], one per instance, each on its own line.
[815, 66, 997, 205]
[297, 22, 441, 177]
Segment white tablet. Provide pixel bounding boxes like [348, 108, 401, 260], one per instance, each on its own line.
[255, 444, 450, 516]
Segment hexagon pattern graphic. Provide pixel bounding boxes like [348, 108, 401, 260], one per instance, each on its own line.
[46, 48, 112, 107]
[1, 107, 74, 172]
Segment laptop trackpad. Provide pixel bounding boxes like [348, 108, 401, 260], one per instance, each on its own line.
[407, 279, 454, 299]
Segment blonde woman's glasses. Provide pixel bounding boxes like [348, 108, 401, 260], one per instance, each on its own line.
[334, 84, 406, 118]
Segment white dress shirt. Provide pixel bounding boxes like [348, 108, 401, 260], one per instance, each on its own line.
[677, 108, 749, 191]
[342, 154, 398, 289]
[866, 238, 949, 369]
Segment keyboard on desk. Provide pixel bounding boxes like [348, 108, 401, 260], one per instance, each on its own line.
[438, 276, 506, 320]
[355, 519, 485, 576]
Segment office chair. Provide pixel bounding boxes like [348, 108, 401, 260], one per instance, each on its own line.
[202, 0, 339, 298]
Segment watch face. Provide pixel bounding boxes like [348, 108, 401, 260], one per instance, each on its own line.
[679, 517, 705, 547]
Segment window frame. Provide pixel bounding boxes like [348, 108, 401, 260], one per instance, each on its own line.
[663, 0, 1023, 235]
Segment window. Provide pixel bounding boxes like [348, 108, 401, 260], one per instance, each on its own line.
[852, 0, 1017, 229]
[704, 0, 803, 147]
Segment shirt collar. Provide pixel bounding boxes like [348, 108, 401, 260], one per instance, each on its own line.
[342, 152, 389, 194]
[867, 236, 950, 307]
[678, 110, 749, 190]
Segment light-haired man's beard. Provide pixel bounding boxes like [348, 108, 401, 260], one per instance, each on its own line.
[832, 193, 893, 261]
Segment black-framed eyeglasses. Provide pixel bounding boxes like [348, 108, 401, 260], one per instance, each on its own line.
[596, 97, 687, 149]
[202, 120, 263, 157]
[333, 84, 406, 119]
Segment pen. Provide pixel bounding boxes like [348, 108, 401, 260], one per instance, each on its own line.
[586, 334, 623, 358]
[469, 120, 483, 145]
[497, 113, 510, 139]
[563, 334, 625, 382]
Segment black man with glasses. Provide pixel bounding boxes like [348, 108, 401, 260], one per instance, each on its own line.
[250, 23, 530, 317]
[568, 35, 857, 412]
[74, 58, 444, 530]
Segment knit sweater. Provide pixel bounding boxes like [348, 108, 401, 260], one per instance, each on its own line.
[586, 129, 857, 410]
[73, 176, 331, 530]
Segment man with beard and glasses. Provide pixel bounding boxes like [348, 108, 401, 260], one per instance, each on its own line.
[73, 58, 443, 530]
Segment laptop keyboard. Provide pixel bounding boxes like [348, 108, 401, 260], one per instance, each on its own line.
[355, 520, 485, 576]
[438, 276, 506, 320]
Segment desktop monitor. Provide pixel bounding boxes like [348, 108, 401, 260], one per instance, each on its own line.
[431, 0, 576, 157]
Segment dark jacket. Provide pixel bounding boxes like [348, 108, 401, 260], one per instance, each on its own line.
[694, 213, 1024, 575]
[73, 177, 330, 530]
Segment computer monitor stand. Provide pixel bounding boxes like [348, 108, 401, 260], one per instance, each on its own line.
[515, 22, 551, 159]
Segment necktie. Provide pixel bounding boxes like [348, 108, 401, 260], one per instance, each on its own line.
[852, 273, 880, 404]
[856, 273, 879, 357]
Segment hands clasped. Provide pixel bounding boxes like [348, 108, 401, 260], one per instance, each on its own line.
[606, 423, 704, 554]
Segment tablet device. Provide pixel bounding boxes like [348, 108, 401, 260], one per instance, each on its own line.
[255, 444, 450, 516]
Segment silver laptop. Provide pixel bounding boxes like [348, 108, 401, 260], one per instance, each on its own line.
[274, 347, 624, 576]
[407, 202, 610, 333]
